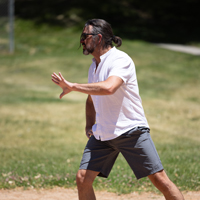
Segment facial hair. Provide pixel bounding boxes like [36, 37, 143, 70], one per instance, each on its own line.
[82, 40, 97, 55]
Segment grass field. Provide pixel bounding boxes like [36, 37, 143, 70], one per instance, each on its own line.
[0, 20, 200, 194]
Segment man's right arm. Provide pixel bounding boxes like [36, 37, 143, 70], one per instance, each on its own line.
[85, 95, 96, 139]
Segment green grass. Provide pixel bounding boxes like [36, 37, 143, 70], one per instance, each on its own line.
[0, 20, 200, 193]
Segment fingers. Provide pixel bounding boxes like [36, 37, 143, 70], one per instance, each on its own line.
[86, 130, 93, 139]
[51, 72, 62, 82]
[51, 72, 71, 98]
[51, 72, 65, 86]
[60, 91, 64, 99]
[59, 72, 64, 80]
[51, 78, 59, 85]
[60, 91, 67, 99]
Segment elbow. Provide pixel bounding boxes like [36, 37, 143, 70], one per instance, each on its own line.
[104, 86, 117, 95]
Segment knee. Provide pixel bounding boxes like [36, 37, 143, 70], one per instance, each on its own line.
[76, 170, 85, 187]
[149, 170, 184, 199]
[148, 170, 172, 192]
[76, 170, 93, 188]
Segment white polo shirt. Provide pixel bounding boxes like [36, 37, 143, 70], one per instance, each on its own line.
[88, 47, 149, 141]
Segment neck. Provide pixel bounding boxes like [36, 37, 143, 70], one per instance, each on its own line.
[92, 46, 112, 66]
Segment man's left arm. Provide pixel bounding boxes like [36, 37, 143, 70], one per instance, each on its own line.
[51, 72, 123, 99]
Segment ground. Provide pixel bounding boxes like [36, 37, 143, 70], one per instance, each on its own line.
[0, 187, 200, 200]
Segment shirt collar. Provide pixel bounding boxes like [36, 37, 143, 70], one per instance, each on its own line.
[92, 46, 116, 63]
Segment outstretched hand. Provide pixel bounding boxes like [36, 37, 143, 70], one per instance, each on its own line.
[51, 72, 73, 99]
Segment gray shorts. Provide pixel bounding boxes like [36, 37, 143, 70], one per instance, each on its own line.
[79, 126, 163, 179]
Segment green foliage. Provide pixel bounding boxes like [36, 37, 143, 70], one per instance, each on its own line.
[0, 20, 200, 193]
[14, 0, 200, 43]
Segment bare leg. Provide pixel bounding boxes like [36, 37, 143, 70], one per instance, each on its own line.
[148, 170, 184, 200]
[76, 169, 99, 200]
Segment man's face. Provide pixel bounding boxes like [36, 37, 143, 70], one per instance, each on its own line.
[80, 25, 97, 55]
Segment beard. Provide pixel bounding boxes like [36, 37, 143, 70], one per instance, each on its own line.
[83, 46, 94, 55]
[82, 41, 97, 55]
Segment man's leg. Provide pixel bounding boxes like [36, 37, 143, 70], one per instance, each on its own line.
[76, 169, 99, 200]
[148, 170, 184, 200]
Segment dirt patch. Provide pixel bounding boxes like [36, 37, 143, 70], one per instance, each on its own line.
[0, 187, 199, 200]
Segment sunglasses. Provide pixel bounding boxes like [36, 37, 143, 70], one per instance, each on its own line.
[80, 33, 98, 41]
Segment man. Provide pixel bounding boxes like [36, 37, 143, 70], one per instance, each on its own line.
[51, 19, 184, 200]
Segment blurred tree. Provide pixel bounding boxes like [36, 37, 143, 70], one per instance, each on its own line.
[14, 0, 200, 43]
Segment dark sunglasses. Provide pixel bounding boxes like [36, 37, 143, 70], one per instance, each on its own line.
[80, 33, 98, 41]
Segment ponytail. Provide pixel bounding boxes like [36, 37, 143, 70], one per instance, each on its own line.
[112, 35, 122, 47]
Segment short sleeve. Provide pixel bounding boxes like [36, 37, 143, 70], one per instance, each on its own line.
[108, 56, 135, 83]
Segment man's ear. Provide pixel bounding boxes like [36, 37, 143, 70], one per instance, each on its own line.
[97, 34, 102, 44]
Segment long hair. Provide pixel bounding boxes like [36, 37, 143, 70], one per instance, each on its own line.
[84, 19, 122, 49]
